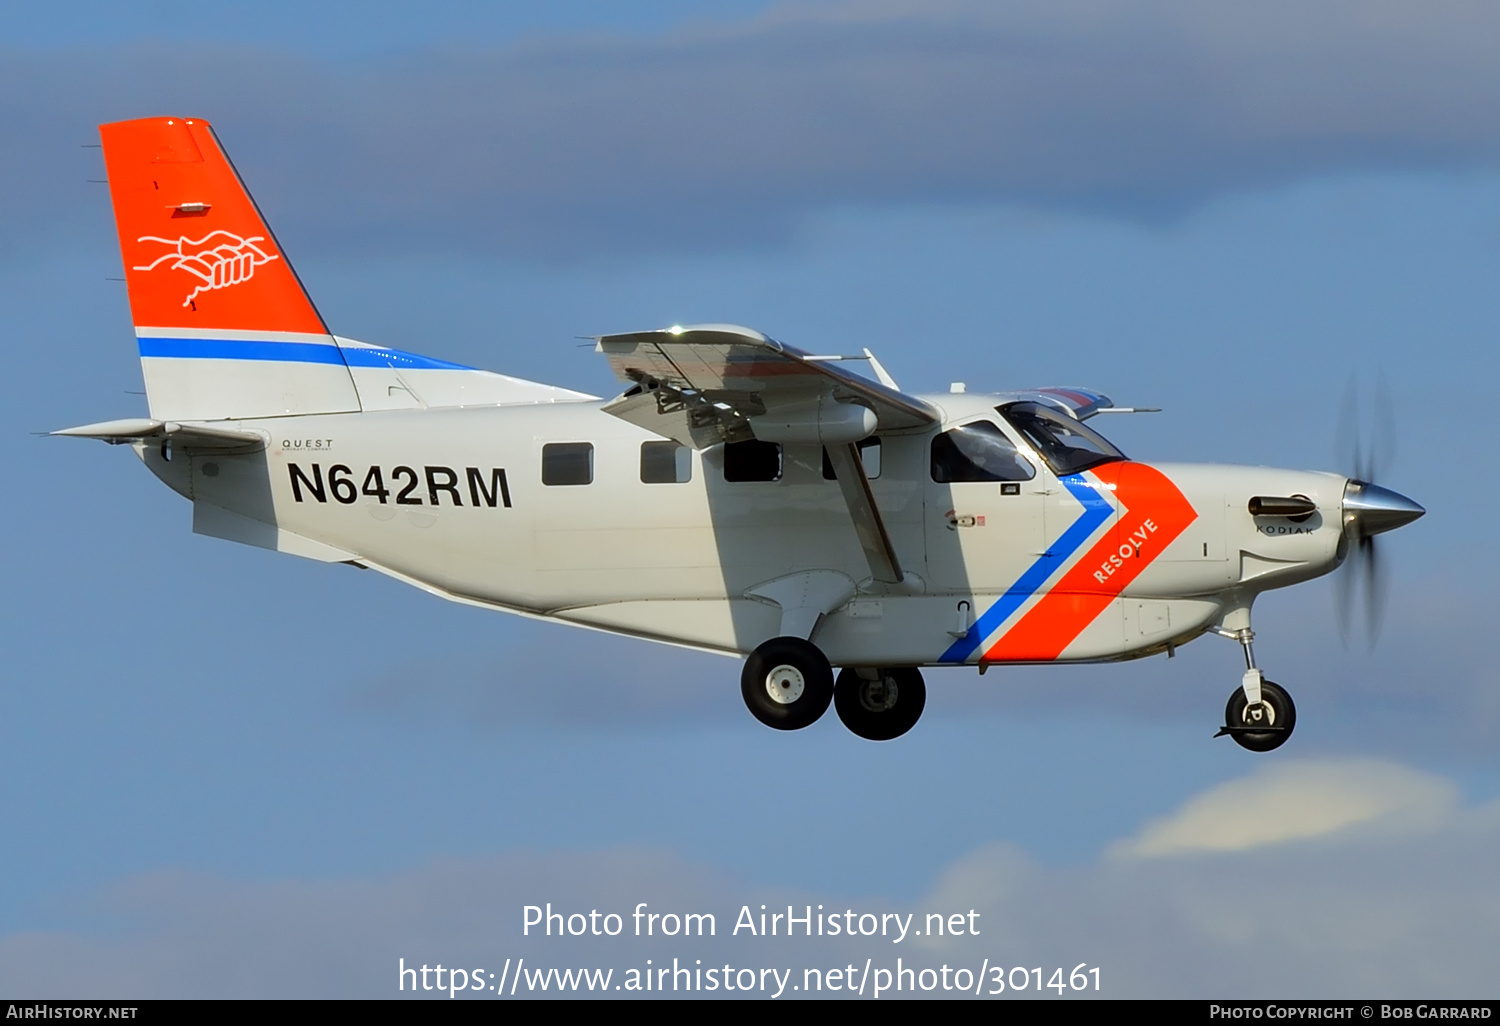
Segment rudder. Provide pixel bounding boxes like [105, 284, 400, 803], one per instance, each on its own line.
[101, 117, 361, 421]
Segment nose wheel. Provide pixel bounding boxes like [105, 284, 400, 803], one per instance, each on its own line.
[1217, 679, 1296, 752]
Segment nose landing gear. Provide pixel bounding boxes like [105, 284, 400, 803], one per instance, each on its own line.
[1213, 624, 1296, 751]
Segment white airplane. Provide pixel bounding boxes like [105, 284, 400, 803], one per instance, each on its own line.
[59, 116, 1425, 750]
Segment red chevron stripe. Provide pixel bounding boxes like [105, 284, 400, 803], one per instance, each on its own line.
[982, 462, 1197, 662]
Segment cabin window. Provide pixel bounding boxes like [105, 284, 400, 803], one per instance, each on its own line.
[640, 440, 692, 484]
[542, 442, 594, 486]
[723, 439, 782, 482]
[821, 438, 882, 480]
[930, 421, 1035, 483]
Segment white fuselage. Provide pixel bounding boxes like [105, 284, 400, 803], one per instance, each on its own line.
[138, 392, 1347, 667]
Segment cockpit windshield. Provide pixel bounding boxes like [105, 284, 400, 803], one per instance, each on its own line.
[998, 402, 1126, 476]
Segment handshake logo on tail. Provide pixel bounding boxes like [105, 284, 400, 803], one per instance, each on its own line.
[133, 231, 280, 307]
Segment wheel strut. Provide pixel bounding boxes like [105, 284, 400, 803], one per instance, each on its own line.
[1215, 626, 1263, 708]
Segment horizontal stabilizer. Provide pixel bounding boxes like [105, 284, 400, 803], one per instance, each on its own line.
[52, 418, 265, 451]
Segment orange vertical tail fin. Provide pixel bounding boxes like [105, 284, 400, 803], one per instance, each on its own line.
[100, 117, 360, 420]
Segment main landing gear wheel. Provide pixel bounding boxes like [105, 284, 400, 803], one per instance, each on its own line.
[1220, 680, 1296, 752]
[741, 637, 834, 730]
[834, 667, 926, 741]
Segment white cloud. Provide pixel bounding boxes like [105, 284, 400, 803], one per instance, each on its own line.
[1109, 759, 1459, 857]
[3, 758, 1497, 998]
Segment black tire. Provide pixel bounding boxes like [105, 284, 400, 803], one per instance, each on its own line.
[834, 667, 926, 741]
[740, 637, 834, 730]
[1223, 679, 1296, 752]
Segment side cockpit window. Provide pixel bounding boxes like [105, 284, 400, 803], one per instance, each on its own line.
[930, 421, 1035, 482]
[998, 402, 1124, 476]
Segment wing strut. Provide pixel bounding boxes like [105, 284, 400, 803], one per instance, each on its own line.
[825, 442, 903, 585]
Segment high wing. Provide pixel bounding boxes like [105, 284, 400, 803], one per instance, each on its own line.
[597, 324, 936, 448]
[597, 324, 938, 586]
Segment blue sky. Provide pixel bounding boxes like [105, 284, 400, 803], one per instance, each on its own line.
[3, 0, 1499, 998]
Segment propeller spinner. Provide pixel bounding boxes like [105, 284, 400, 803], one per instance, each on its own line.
[1335, 376, 1424, 646]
